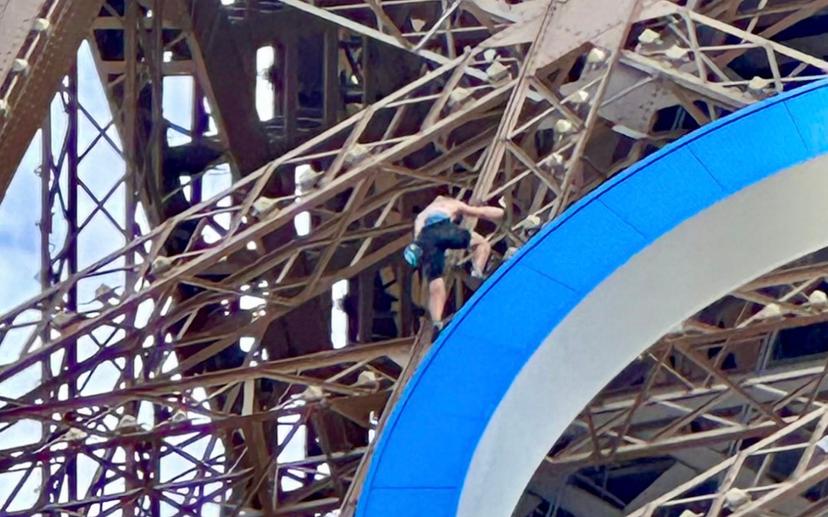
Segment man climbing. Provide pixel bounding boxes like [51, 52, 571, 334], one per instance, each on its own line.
[403, 195, 504, 331]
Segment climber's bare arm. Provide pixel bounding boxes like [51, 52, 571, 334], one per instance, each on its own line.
[455, 200, 504, 223]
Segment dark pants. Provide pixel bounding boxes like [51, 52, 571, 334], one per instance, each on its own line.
[418, 220, 471, 280]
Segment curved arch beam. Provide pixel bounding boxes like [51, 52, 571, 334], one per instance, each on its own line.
[358, 80, 828, 517]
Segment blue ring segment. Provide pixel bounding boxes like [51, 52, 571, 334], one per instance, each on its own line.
[358, 80, 828, 516]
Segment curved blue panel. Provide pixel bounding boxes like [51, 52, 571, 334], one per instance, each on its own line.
[358, 80, 828, 517]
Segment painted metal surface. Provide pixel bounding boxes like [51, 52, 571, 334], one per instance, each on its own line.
[0, 0, 103, 203]
[357, 79, 828, 516]
[0, 0, 47, 88]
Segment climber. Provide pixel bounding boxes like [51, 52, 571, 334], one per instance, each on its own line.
[403, 195, 504, 331]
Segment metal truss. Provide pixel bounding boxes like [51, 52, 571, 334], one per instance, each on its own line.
[549, 255, 828, 465]
[1, 0, 828, 515]
[0, 0, 103, 199]
[1, 338, 413, 515]
[631, 405, 828, 516]
[519, 252, 828, 516]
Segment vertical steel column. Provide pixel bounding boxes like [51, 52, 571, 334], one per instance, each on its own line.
[37, 100, 54, 512]
[284, 34, 298, 145]
[124, 0, 139, 298]
[149, 4, 164, 514]
[140, 0, 165, 227]
[395, 259, 413, 336]
[65, 60, 80, 505]
[36, 59, 81, 510]
[122, 6, 140, 514]
[39, 117, 52, 292]
[358, 271, 373, 343]
[323, 28, 340, 128]
[361, 37, 377, 104]
[191, 81, 207, 204]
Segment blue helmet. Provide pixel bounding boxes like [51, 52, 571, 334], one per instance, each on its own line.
[403, 242, 423, 268]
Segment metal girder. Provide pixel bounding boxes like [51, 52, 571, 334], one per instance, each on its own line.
[499, 237, 828, 516]
[548, 254, 828, 464]
[629, 406, 828, 516]
[0, 335, 411, 515]
[3, 0, 828, 515]
[340, 326, 433, 513]
[277, 0, 508, 63]
[0, 1, 49, 88]
[0, 338, 412, 423]
[529, 251, 828, 514]
[0, 0, 104, 203]
[166, 0, 273, 173]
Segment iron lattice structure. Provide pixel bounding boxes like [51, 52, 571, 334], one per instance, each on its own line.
[2, 0, 828, 515]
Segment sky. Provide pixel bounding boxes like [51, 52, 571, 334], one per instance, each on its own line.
[0, 36, 348, 515]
